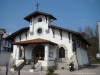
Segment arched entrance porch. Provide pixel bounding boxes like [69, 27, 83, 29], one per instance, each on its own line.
[32, 45, 45, 64]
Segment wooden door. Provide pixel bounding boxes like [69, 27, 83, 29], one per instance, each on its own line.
[34, 52, 39, 64]
[34, 45, 44, 64]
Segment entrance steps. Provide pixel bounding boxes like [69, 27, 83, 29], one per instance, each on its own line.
[21, 62, 42, 72]
[57, 63, 68, 69]
[29, 62, 42, 72]
[22, 65, 32, 71]
[57, 58, 68, 70]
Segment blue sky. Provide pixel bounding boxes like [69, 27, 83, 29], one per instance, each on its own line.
[0, 0, 100, 34]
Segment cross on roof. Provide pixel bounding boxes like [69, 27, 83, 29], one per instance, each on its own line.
[35, 2, 40, 10]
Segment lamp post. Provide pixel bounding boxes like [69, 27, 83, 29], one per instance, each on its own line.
[97, 21, 100, 59]
[98, 21, 100, 54]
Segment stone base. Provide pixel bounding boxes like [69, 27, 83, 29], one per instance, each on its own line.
[57, 63, 69, 70]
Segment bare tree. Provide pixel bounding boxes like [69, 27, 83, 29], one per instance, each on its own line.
[79, 26, 95, 39]
[84, 26, 95, 39]
[78, 25, 99, 61]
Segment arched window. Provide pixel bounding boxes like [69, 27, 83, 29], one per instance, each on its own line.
[59, 47, 65, 58]
[38, 18, 42, 22]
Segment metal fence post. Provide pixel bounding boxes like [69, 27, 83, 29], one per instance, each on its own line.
[6, 62, 8, 75]
[18, 70, 20, 75]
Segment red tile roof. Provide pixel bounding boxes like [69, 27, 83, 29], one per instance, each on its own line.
[13, 38, 57, 45]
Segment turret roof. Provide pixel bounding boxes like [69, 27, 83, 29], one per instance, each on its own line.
[24, 11, 57, 22]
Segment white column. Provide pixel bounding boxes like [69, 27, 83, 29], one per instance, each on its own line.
[45, 44, 49, 60]
[98, 21, 100, 54]
[44, 44, 49, 67]
[16, 46, 20, 60]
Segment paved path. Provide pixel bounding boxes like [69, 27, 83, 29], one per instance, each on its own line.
[0, 51, 12, 66]
[0, 64, 100, 75]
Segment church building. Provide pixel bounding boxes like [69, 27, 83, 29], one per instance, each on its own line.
[6, 10, 90, 71]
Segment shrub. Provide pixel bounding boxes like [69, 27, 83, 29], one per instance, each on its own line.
[46, 67, 54, 75]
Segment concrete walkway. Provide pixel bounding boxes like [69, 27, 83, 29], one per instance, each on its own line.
[0, 51, 12, 66]
[0, 64, 100, 75]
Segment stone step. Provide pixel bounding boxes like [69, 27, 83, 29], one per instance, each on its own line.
[22, 65, 32, 70]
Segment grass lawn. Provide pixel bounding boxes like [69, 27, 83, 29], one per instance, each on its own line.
[91, 59, 100, 64]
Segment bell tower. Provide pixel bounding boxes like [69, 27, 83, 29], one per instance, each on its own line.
[24, 11, 57, 35]
[24, 2, 57, 35]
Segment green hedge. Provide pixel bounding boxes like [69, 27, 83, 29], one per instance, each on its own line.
[91, 59, 100, 64]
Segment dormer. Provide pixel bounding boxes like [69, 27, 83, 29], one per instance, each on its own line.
[24, 11, 57, 35]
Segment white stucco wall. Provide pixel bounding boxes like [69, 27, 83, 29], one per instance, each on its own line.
[76, 48, 89, 66]
[49, 45, 57, 60]
[25, 45, 33, 59]
[13, 45, 19, 60]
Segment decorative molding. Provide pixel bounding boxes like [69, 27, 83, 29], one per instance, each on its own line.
[25, 30, 28, 40]
[52, 28, 55, 38]
[68, 32, 70, 43]
[30, 25, 33, 35]
[19, 34, 21, 42]
[59, 29, 62, 40]
[45, 15, 47, 23]
[46, 26, 50, 34]
[58, 44, 68, 51]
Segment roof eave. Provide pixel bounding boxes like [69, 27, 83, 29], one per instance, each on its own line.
[24, 11, 57, 22]
[5, 27, 29, 40]
[13, 38, 57, 45]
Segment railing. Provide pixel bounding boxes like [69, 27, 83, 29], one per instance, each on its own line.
[6, 61, 20, 75]
[34, 62, 42, 71]
[41, 66, 47, 71]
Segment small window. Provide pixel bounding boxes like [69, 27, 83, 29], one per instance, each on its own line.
[38, 18, 42, 22]
[37, 28, 42, 34]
